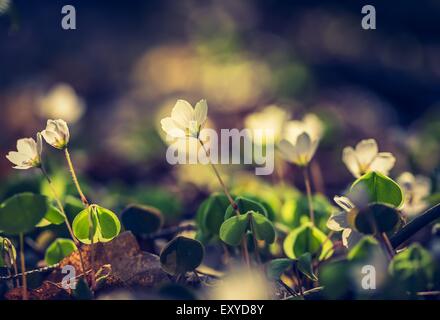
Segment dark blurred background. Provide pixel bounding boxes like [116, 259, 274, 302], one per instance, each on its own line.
[1, 0, 439, 213]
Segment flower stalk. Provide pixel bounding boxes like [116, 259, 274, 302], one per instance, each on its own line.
[19, 233, 28, 300]
[199, 140, 251, 266]
[39, 165, 87, 279]
[303, 166, 315, 226]
[64, 148, 89, 206]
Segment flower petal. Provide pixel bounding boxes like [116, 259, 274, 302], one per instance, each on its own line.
[171, 99, 194, 129]
[355, 139, 378, 167]
[369, 152, 396, 175]
[6, 151, 28, 166]
[161, 117, 185, 138]
[327, 211, 349, 231]
[334, 195, 355, 212]
[16, 138, 36, 158]
[342, 147, 360, 178]
[277, 139, 297, 162]
[342, 228, 363, 249]
[194, 99, 208, 126]
[295, 132, 312, 161]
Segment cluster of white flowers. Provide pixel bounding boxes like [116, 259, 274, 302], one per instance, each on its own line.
[6, 119, 70, 170]
[244, 105, 324, 167]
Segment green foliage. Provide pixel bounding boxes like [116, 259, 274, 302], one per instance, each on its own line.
[319, 260, 352, 299]
[389, 243, 435, 293]
[266, 258, 291, 280]
[224, 196, 268, 220]
[44, 238, 77, 265]
[121, 204, 163, 236]
[251, 211, 276, 243]
[352, 203, 400, 235]
[347, 236, 381, 262]
[72, 205, 121, 244]
[219, 211, 275, 246]
[160, 236, 204, 276]
[219, 213, 250, 246]
[350, 171, 403, 208]
[37, 204, 65, 227]
[64, 195, 84, 222]
[0, 192, 48, 234]
[196, 192, 230, 237]
[283, 223, 333, 260]
[0, 236, 16, 268]
[280, 193, 336, 231]
[297, 252, 318, 281]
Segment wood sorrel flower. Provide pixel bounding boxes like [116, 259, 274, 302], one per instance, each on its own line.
[6, 134, 42, 169]
[278, 132, 319, 167]
[277, 113, 323, 167]
[160, 99, 208, 139]
[244, 105, 289, 144]
[342, 139, 395, 178]
[397, 172, 431, 216]
[326, 195, 363, 249]
[41, 119, 70, 149]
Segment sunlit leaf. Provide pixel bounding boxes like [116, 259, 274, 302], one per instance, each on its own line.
[389, 243, 435, 293]
[44, 238, 77, 265]
[350, 171, 403, 208]
[283, 223, 333, 260]
[224, 196, 268, 220]
[72, 205, 121, 244]
[219, 213, 249, 246]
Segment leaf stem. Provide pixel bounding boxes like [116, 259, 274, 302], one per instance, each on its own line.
[303, 166, 315, 225]
[64, 148, 89, 207]
[249, 213, 261, 264]
[19, 233, 28, 300]
[39, 165, 87, 281]
[199, 139, 250, 267]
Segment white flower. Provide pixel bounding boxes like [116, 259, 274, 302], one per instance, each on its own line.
[160, 99, 208, 139]
[41, 119, 70, 149]
[244, 105, 289, 144]
[327, 196, 363, 249]
[278, 132, 319, 167]
[284, 113, 324, 142]
[397, 172, 431, 216]
[342, 139, 396, 178]
[38, 84, 85, 124]
[6, 134, 42, 169]
[276, 113, 323, 167]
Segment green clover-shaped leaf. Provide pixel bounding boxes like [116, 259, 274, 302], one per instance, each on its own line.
[350, 171, 403, 208]
[0, 193, 48, 235]
[160, 236, 204, 276]
[44, 238, 77, 265]
[72, 205, 121, 244]
[121, 204, 163, 236]
[283, 223, 333, 260]
[224, 196, 268, 220]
